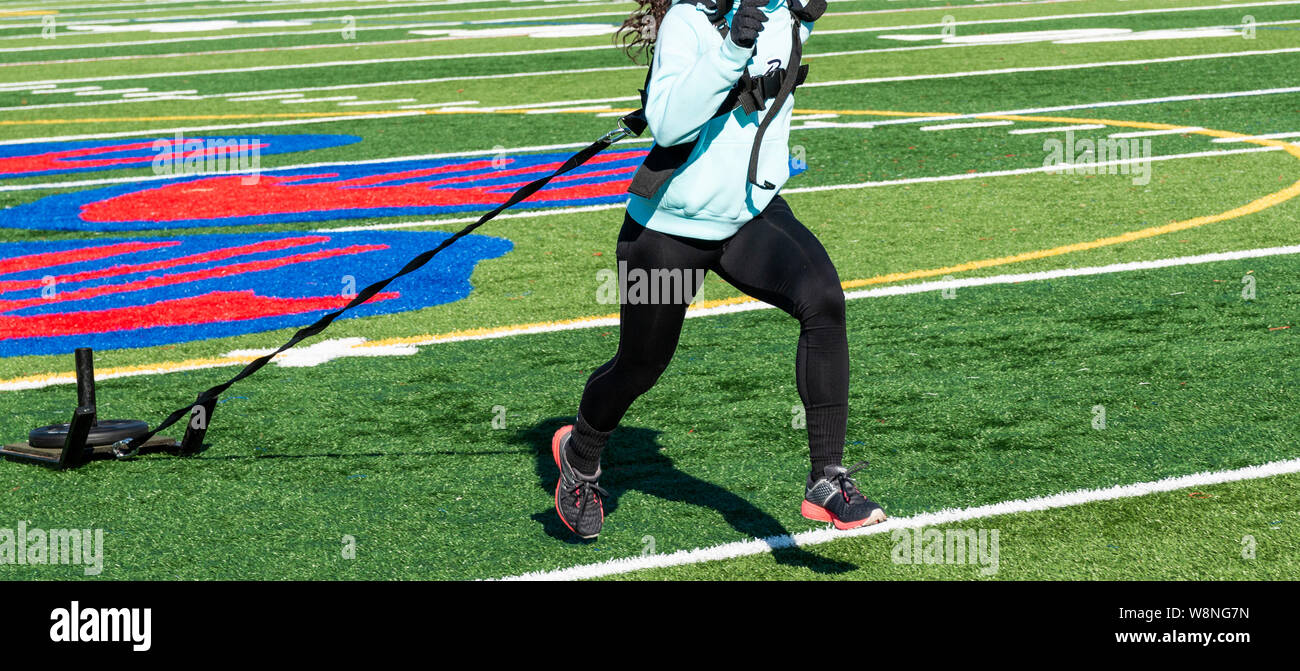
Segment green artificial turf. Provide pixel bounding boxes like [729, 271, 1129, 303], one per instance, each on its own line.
[0, 0, 1296, 581]
[2, 253, 1296, 579]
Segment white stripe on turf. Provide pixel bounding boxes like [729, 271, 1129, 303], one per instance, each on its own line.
[4, 41, 1298, 91]
[921, 120, 1014, 131]
[496, 457, 1300, 580]
[5, 245, 1297, 392]
[327, 146, 1292, 232]
[4, 124, 1289, 195]
[800, 47, 1300, 89]
[1008, 123, 1106, 134]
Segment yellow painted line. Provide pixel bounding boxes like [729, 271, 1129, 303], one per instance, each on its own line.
[4, 111, 1298, 386]
[0, 10, 55, 16]
[2, 354, 258, 388]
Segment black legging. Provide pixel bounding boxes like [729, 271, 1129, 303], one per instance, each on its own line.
[570, 196, 848, 477]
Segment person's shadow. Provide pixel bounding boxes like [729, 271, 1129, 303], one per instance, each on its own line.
[515, 417, 857, 576]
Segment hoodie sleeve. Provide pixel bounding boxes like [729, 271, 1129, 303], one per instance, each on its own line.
[643, 5, 754, 147]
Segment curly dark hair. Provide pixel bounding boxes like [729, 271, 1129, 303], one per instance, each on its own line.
[613, 0, 675, 64]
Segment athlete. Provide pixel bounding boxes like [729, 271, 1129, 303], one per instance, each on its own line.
[552, 0, 886, 538]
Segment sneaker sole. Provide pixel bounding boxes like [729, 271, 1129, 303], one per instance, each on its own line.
[552, 425, 600, 539]
[801, 499, 887, 530]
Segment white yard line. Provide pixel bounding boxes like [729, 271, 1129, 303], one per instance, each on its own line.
[337, 98, 417, 106]
[921, 120, 1014, 131]
[3, 34, 1297, 94]
[74, 87, 148, 96]
[226, 93, 304, 101]
[0, 110, 430, 148]
[1211, 131, 1300, 143]
[0, 65, 642, 113]
[11, 43, 1300, 117]
[324, 203, 629, 232]
[1008, 123, 1106, 134]
[782, 146, 1285, 195]
[497, 457, 1300, 580]
[0, 136, 1283, 196]
[1109, 126, 1206, 138]
[816, 0, 1300, 35]
[0, 44, 619, 88]
[800, 47, 1300, 88]
[836, 87, 1300, 130]
[280, 95, 357, 104]
[394, 98, 479, 109]
[5, 245, 1298, 392]
[0, 10, 632, 53]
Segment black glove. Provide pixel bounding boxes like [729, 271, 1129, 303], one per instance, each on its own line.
[728, 0, 768, 50]
[789, 0, 827, 22]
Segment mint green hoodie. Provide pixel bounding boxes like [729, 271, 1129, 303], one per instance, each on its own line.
[626, 0, 814, 240]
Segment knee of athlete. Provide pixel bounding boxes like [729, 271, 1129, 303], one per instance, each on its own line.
[799, 284, 847, 326]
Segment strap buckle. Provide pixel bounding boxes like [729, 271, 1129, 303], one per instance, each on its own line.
[600, 113, 646, 145]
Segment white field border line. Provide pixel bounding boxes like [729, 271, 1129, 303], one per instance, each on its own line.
[830, 86, 1300, 129]
[1212, 131, 1300, 143]
[920, 120, 1013, 131]
[0, 0, 1069, 33]
[1008, 123, 1106, 134]
[0, 11, 633, 54]
[3, 0, 1290, 57]
[782, 145, 1285, 196]
[6, 245, 1297, 392]
[813, 0, 1300, 35]
[0, 135, 656, 192]
[0, 3, 612, 42]
[0, 44, 619, 88]
[5, 31, 1300, 91]
[5, 79, 1295, 192]
[15, 0, 567, 22]
[497, 457, 1300, 580]
[0, 15, 635, 67]
[1109, 126, 1206, 138]
[2, 142, 1284, 199]
[328, 146, 1292, 233]
[33, 0, 612, 22]
[800, 47, 1300, 88]
[5, 41, 1295, 115]
[0, 0, 1061, 34]
[6, 42, 1299, 119]
[804, 17, 1300, 61]
[0, 0, 1053, 16]
[322, 203, 627, 232]
[0, 65, 643, 113]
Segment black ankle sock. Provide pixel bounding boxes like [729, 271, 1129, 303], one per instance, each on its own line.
[568, 413, 612, 476]
[807, 406, 846, 479]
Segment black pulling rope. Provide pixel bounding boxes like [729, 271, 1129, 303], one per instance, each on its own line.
[113, 112, 647, 458]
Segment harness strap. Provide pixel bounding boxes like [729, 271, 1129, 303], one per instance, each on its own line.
[627, 0, 809, 199]
[747, 15, 802, 189]
[119, 110, 648, 455]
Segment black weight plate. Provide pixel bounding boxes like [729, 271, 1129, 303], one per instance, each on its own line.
[28, 419, 149, 449]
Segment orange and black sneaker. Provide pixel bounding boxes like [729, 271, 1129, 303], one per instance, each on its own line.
[801, 461, 887, 530]
[551, 424, 608, 539]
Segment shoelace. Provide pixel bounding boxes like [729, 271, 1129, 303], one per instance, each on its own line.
[836, 460, 870, 503]
[571, 479, 609, 508]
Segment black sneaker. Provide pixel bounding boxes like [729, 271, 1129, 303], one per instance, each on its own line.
[551, 424, 608, 539]
[801, 461, 887, 530]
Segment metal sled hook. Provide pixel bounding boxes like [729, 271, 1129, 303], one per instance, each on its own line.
[599, 114, 644, 145]
[112, 437, 139, 460]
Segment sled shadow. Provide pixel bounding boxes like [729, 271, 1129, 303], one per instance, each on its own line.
[517, 417, 857, 576]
